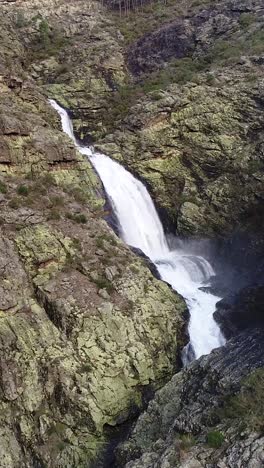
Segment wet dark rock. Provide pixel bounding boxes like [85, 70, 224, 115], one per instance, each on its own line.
[129, 246, 162, 280]
[214, 285, 264, 339]
[115, 328, 264, 467]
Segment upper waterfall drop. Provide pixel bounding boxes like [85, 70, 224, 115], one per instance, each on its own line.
[89, 153, 169, 259]
[49, 99, 225, 361]
[49, 99, 76, 142]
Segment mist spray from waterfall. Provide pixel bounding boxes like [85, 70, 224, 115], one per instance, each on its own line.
[49, 99, 225, 362]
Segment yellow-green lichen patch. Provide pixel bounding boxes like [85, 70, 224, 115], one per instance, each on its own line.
[15, 224, 75, 284]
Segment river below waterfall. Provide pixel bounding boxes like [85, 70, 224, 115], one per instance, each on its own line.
[50, 99, 225, 361]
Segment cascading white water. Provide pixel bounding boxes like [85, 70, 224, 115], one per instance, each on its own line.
[49, 99, 225, 361]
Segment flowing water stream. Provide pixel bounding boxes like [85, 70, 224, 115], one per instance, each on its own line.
[50, 99, 225, 362]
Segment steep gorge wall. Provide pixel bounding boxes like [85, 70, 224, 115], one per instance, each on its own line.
[0, 0, 264, 466]
[6, 0, 264, 239]
[0, 3, 187, 466]
[116, 328, 264, 468]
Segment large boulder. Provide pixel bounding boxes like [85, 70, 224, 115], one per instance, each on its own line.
[214, 285, 264, 338]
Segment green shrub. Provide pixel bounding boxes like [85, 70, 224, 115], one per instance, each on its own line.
[239, 13, 255, 29]
[15, 11, 27, 28]
[38, 18, 51, 49]
[41, 173, 55, 186]
[247, 160, 264, 174]
[28, 16, 68, 62]
[206, 41, 244, 64]
[222, 369, 264, 433]
[96, 234, 118, 248]
[130, 264, 140, 274]
[246, 73, 258, 83]
[48, 208, 61, 220]
[93, 276, 114, 293]
[56, 441, 68, 452]
[66, 212, 87, 224]
[206, 73, 216, 85]
[96, 237, 105, 249]
[179, 433, 196, 449]
[17, 185, 29, 196]
[0, 181, 7, 194]
[71, 188, 87, 204]
[72, 238, 81, 251]
[206, 30, 264, 66]
[206, 431, 225, 448]
[79, 363, 92, 373]
[104, 57, 208, 129]
[75, 214, 87, 224]
[56, 63, 71, 76]
[50, 195, 64, 207]
[9, 197, 20, 209]
[248, 29, 264, 54]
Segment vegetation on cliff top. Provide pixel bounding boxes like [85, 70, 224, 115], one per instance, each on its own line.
[107, 0, 212, 41]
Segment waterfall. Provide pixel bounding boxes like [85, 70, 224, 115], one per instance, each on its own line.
[49, 99, 225, 361]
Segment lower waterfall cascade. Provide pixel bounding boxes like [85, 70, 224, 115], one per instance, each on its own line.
[49, 99, 225, 361]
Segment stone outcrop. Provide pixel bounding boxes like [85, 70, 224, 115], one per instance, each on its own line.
[115, 328, 264, 468]
[214, 285, 264, 338]
[0, 215, 186, 467]
[5, 0, 264, 237]
[211, 233, 264, 339]
[93, 0, 264, 236]
[3, 0, 127, 140]
[0, 0, 264, 466]
[0, 4, 187, 466]
[0, 106, 187, 464]
[126, 0, 264, 75]
[97, 76, 264, 236]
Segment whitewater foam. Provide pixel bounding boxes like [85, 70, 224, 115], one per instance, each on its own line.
[49, 99, 225, 361]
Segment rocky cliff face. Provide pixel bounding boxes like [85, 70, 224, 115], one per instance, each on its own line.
[126, 0, 264, 75]
[115, 328, 264, 468]
[1, 0, 264, 466]
[214, 285, 264, 338]
[4, 0, 127, 141]
[0, 3, 187, 466]
[97, 76, 264, 236]
[95, 0, 264, 237]
[6, 0, 264, 238]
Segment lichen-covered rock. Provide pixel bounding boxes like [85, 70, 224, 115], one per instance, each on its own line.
[0, 84, 104, 210]
[4, 0, 127, 140]
[116, 329, 264, 468]
[5, 0, 264, 238]
[0, 157, 187, 466]
[0, 213, 186, 467]
[0, 4, 187, 465]
[1, 1, 264, 467]
[97, 77, 264, 236]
